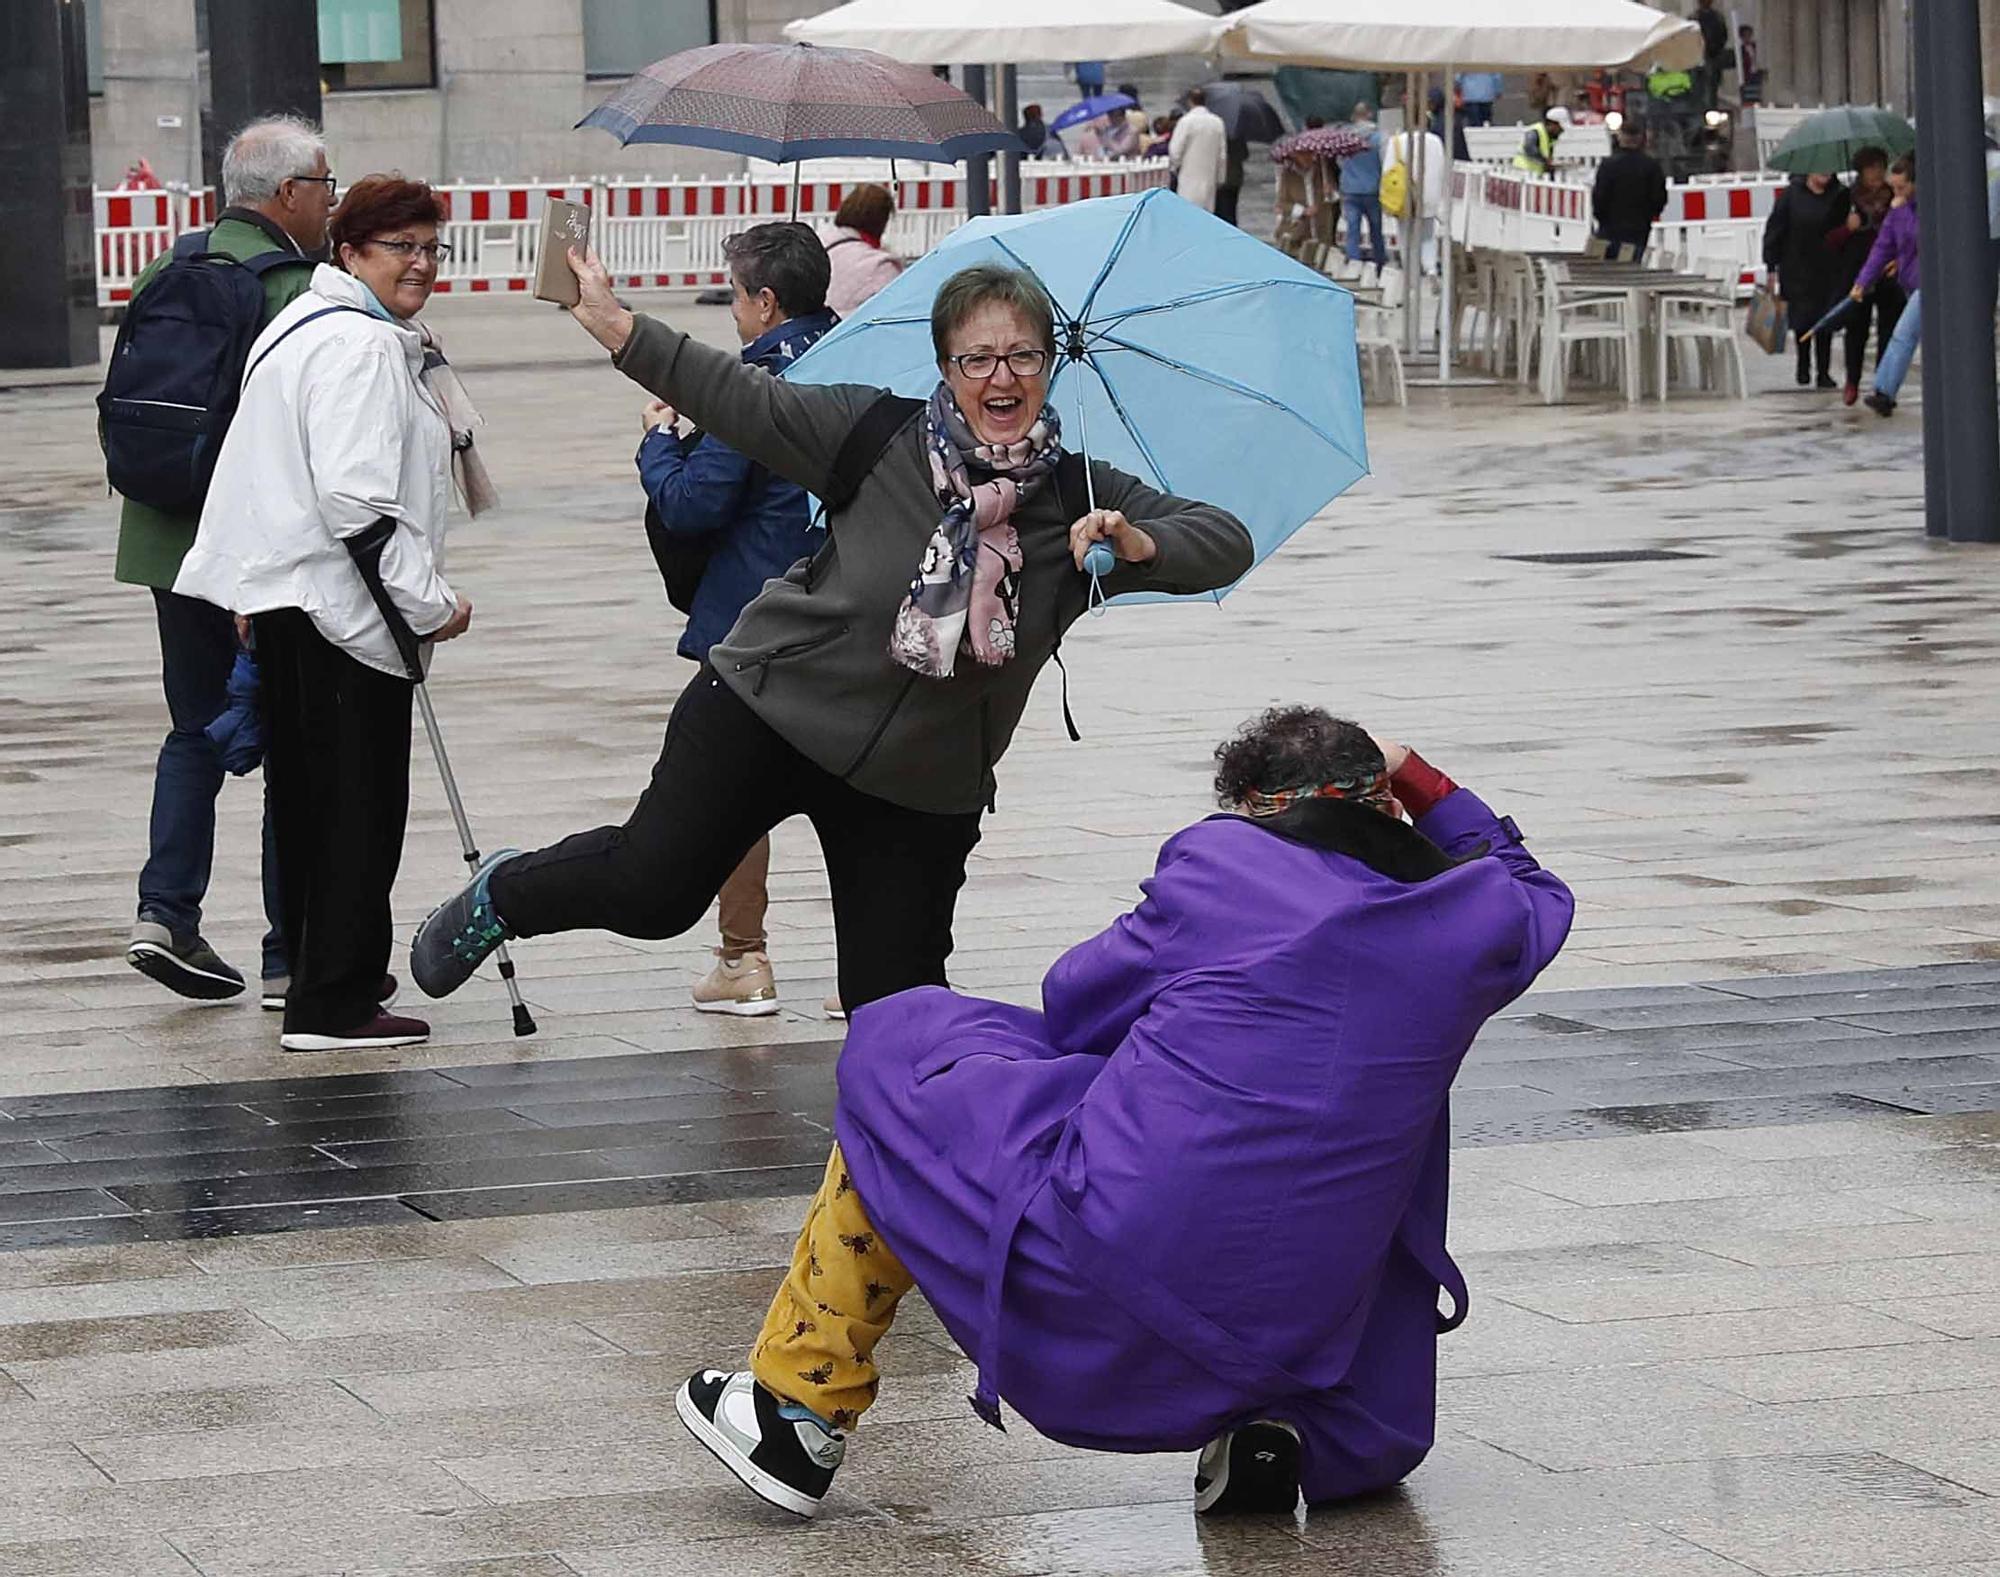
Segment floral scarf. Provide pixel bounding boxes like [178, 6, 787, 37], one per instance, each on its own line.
[889, 384, 1062, 679]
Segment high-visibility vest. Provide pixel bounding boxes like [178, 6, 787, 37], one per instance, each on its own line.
[1514, 123, 1557, 174]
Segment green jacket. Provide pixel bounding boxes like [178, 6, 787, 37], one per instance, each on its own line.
[112, 211, 317, 590]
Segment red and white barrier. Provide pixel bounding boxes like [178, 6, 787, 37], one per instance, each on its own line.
[1453, 165, 1783, 295]
[94, 160, 1172, 308]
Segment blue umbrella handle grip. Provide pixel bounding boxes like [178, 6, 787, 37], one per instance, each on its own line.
[1082, 543, 1116, 578]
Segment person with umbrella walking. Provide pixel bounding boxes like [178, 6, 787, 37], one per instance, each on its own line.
[1764, 170, 1852, 389]
[672, 709, 1574, 1519]
[410, 256, 1254, 1020]
[1169, 88, 1229, 214]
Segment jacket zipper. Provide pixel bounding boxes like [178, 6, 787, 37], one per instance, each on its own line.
[845, 670, 918, 777]
[735, 624, 847, 696]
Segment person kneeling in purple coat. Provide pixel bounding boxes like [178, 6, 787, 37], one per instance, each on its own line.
[676, 707, 1576, 1520]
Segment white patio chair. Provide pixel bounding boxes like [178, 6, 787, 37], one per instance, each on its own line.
[1535, 258, 1640, 404]
[1354, 266, 1407, 407]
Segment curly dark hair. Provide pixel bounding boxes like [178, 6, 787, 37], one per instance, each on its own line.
[1213, 706, 1385, 806]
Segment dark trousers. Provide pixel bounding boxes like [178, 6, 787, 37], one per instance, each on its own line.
[254, 609, 412, 1035]
[1844, 281, 1906, 386]
[142, 589, 286, 973]
[1215, 184, 1241, 226]
[1600, 234, 1649, 264]
[1459, 102, 1494, 127]
[489, 669, 983, 1013]
[1789, 293, 1833, 381]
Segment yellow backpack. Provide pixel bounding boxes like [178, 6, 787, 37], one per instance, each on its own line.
[1380, 153, 1410, 218]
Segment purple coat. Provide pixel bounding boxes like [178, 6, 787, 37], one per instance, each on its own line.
[835, 787, 1574, 1502]
[1857, 198, 1920, 295]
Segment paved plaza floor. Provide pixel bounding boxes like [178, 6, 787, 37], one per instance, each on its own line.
[3, 291, 1999, 1574]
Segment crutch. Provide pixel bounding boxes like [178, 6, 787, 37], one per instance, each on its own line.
[347, 524, 537, 1036]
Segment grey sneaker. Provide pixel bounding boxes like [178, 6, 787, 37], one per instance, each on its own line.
[410, 850, 520, 999]
[1194, 1420, 1302, 1516]
[127, 920, 245, 1001]
[676, 1369, 844, 1519]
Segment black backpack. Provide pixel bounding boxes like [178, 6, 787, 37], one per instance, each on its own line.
[98, 231, 309, 514]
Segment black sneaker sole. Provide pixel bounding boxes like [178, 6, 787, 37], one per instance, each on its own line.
[126, 943, 245, 1002]
[1195, 1423, 1302, 1516]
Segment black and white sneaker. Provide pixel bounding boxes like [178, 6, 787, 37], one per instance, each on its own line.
[126, 920, 245, 1001]
[676, 1369, 845, 1518]
[1194, 1420, 1303, 1516]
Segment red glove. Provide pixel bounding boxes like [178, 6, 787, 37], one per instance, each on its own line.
[1390, 750, 1457, 819]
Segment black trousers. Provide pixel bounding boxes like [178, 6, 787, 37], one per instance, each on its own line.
[1844, 281, 1906, 386]
[1789, 292, 1833, 381]
[255, 609, 412, 1035]
[489, 668, 983, 1013]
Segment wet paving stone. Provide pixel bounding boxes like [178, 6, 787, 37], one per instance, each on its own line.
[0, 967, 1989, 1250]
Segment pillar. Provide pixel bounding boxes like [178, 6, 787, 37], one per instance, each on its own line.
[1794, 0, 1824, 102]
[963, 64, 990, 218]
[1912, 0, 2000, 541]
[1823, 0, 1851, 102]
[193, 0, 322, 195]
[1764, 0, 1798, 105]
[0, 0, 96, 368]
[1850, 0, 1882, 106]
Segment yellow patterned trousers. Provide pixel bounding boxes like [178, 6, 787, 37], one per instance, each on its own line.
[750, 1144, 916, 1430]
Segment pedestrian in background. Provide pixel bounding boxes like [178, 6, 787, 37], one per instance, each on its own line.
[176, 175, 475, 1052]
[1169, 88, 1228, 213]
[1017, 104, 1066, 159]
[641, 223, 840, 1017]
[1765, 170, 1851, 389]
[1456, 71, 1501, 128]
[1853, 154, 1921, 417]
[820, 185, 904, 316]
[1339, 102, 1387, 266]
[1694, 0, 1730, 110]
[112, 115, 330, 1004]
[1592, 126, 1669, 263]
[1830, 146, 1901, 406]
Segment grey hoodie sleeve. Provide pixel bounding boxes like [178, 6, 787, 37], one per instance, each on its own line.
[612, 314, 880, 496]
[1089, 461, 1257, 598]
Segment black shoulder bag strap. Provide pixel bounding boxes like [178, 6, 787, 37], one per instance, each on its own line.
[243, 304, 371, 386]
[1047, 449, 1093, 744]
[817, 392, 923, 519]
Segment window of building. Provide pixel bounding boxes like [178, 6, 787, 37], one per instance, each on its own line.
[582, 0, 714, 79]
[319, 0, 435, 92]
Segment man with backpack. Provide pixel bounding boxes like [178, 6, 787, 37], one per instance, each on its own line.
[636, 223, 838, 1018]
[104, 115, 334, 1004]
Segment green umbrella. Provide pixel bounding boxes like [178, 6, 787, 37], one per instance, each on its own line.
[1767, 105, 1917, 174]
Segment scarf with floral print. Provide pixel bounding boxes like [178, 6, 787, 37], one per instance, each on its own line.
[888, 383, 1062, 679]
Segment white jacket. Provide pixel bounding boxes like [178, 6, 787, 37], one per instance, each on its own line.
[175, 265, 458, 678]
[1385, 131, 1450, 215]
[1169, 105, 1228, 213]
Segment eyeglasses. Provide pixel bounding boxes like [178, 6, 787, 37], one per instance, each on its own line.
[946, 349, 1050, 380]
[289, 172, 338, 200]
[363, 238, 456, 263]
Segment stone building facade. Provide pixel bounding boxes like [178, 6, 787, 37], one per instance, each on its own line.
[86, 0, 821, 190]
[1750, 0, 1999, 115]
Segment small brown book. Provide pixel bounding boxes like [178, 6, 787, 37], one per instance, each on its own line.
[532, 197, 592, 307]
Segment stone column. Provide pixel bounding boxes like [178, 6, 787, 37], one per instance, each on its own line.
[1764, 0, 1798, 105]
[1794, 0, 1825, 102]
[193, 0, 323, 195]
[1824, 0, 1851, 102]
[1850, 0, 1883, 105]
[0, 0, 97, 368]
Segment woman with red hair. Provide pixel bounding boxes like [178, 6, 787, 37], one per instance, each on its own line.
[177, 175, 486, 1052]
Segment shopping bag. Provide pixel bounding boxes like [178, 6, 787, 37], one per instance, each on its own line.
[1745, 286, 1786, 355]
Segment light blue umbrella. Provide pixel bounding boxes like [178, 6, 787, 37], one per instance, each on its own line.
[786, 187, 1367, 605]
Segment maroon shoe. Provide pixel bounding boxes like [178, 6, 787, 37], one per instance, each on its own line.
[1843, 382, 1860, 407]
[280, 1010, 430, 1053]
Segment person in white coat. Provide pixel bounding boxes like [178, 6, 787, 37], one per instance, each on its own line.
[1169, 89, 1228, 214]
[1384, 125, 1449, 275]
[175, 175, 476, 1053]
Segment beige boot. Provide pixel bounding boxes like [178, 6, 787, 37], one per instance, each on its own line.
[693, 950, 780, 1017]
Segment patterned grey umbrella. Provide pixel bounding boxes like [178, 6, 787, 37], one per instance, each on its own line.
[578, 42, 1020, 163]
